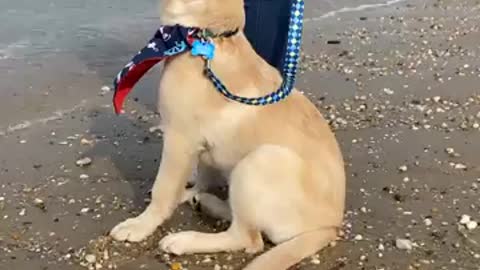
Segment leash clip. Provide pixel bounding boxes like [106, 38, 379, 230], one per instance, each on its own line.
[191, 39, 216, 61]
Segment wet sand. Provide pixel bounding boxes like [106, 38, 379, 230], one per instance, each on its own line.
[1, 0, 479, 269]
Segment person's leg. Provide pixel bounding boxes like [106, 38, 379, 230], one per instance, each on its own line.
[244, 0, 293, 72]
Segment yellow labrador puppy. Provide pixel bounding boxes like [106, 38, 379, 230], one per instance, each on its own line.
[110, 0, 346, 269]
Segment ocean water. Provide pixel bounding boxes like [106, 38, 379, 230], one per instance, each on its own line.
[0, 0, 402, 61]
[0, 0, 158, 60]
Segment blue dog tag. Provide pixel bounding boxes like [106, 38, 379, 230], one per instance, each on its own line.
[191, 40, 215, 60]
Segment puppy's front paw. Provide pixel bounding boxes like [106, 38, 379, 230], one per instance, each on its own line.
[159, 231, 197, 255]
[110, 216, 158, 242]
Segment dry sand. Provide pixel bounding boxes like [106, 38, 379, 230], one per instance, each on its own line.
[0, 0, 479, 269]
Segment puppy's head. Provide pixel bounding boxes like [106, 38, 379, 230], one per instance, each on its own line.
[160, 0, 245, 32]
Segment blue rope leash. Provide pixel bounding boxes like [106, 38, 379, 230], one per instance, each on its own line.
[204, 0, 305, 106]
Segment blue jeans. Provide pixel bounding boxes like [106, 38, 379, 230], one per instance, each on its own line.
[244, 0, 293, 72]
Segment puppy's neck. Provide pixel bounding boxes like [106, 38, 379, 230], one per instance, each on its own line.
[160, 0, 245, 35]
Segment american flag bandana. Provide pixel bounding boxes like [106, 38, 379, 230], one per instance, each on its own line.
[113, 25, 199, 114]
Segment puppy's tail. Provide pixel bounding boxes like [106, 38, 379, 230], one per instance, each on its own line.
[243, 227, 337, 270]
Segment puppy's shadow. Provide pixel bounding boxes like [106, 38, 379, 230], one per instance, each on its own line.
[74, 20, 166, 209]
[83, 106, 164, 209]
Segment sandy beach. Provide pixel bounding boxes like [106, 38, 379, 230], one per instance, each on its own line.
[0, 0, 479, 269]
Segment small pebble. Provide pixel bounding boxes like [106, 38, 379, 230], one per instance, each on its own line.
[460, 215, 471, 225]
[398, 165, 408, 172]
[454, 163, 467, 170]
[466, 221, 478, 230]
[85, 254, 96, 264]
[101, 86, 111, 92]
[445, 147, 455, 155]
[103, 250, 109, 260]
[33, 198, 44, 205]
[33, 198, 46, 211]
[383, 88, 395, 95]
[354, 234, 363, 241]
[396, 238, 413, 250]
[81, 138, 94, 146]
[149, 126, 162, 133]
[76, 157, 92, 167]
[424, 218, 432, 226]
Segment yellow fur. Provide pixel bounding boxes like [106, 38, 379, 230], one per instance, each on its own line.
[111, 1, 346, 269]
